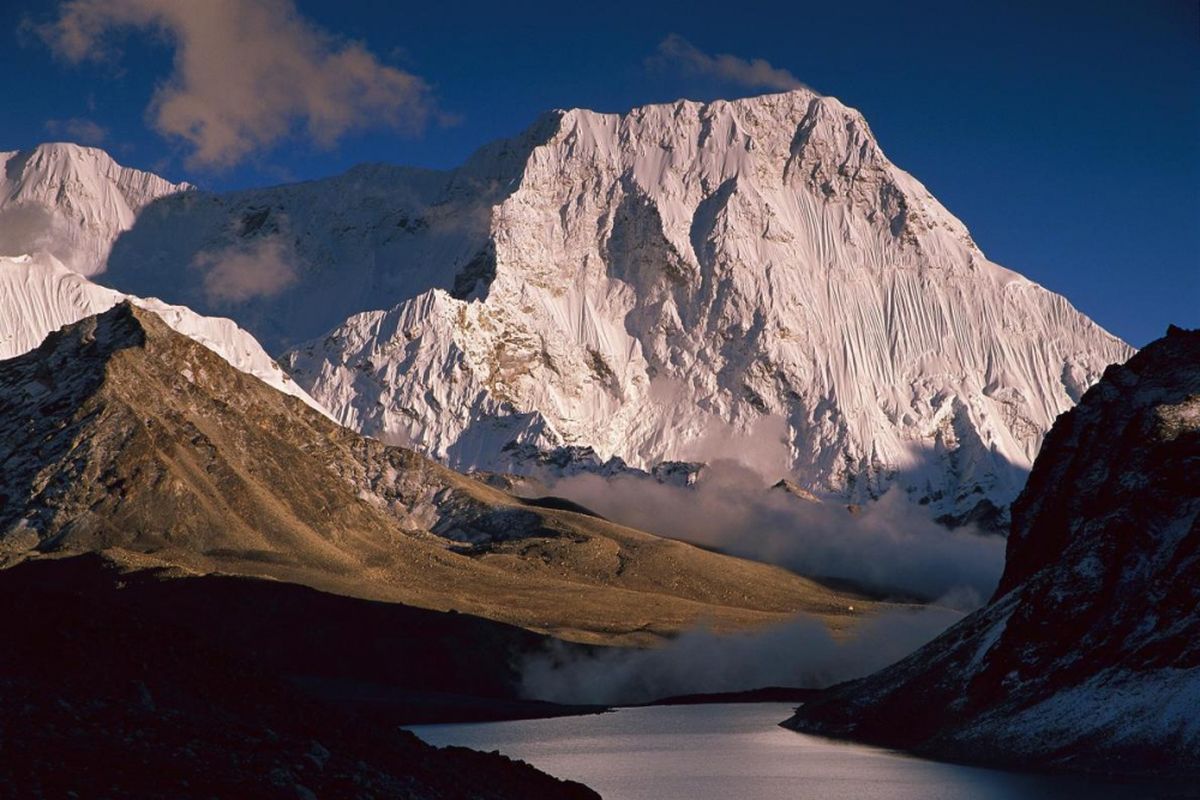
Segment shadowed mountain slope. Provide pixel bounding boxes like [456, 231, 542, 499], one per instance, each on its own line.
[783, 327, 1200, 775]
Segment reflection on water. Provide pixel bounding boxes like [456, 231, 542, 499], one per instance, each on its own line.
[408, 703, 1169, 800]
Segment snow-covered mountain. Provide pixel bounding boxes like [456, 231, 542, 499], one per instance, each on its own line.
[785, 328, 1200, 775]
[0, 143, 189, 275]
[0, 252, 324, 414]
[101, 122, 557, 352]
[64, 90, 1133, 521]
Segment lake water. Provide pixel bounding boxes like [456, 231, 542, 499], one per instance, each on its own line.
[408, 703, 1171, 799]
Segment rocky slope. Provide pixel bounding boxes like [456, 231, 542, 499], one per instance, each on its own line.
[783, 326, 1200, 775]
[0, 251, 324, 413]
[0, 143, 189, 275]
[0, 302, 870, 645]
[92, 90, 1132, 522]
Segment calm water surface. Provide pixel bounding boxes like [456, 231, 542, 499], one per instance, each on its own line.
[408, 703, 1171, 800]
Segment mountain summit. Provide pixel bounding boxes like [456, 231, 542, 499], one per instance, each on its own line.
[0, 143, 189, 275]
[0, 251, 321, 412]
[35, 90, 1133, 520]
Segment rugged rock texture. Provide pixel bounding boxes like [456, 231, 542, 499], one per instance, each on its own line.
[783, 327, 1200, 776]
[0, 143, 188, 275]
[92, 91, 1131, 522]
[0, 303, 869, 645]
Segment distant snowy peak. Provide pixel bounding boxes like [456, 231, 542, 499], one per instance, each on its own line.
[98, 121, 561, 352]
[284, 89, 1132, 522]
[0, 143, 190, 276]
[0, 252, 326, 415]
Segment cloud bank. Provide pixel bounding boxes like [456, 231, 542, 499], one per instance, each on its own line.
[539, 462, 1005, 608]
[0, 204, 88, 271]
[651, 34, 808, 92]
[523, 457, 999, 706]
[522, 606, 962, 705]
[192, 235, 298, 304]
[38, 0, 431, 168]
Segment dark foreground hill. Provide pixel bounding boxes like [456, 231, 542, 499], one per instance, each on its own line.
[0, 553, 598, 799]
[784, 327, 1200, 775]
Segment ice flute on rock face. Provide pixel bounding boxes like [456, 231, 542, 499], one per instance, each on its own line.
[273, 91, 1130, 524]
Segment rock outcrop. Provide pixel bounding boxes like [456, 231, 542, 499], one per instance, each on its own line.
[783, 327, 1200, 775]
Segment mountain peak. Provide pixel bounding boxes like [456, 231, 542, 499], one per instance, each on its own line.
[0, 251, 326, 413]
[13, 140, 116, 165]
[998, 324, 1200, 596]
[87, 94, 1133, 520]
[0, 299, 132, 402]
[552, 85, 825, 120]
[0, 303, 866, 644]
[48, 298, 148, 355]
[3, 141, 189, 190]
[0, 143, 189, 275]
[2, 142, 111, 180]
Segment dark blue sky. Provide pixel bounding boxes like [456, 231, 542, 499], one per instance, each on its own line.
[3, 0, 1196, 346]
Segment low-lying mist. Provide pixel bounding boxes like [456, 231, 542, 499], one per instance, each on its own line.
[517, 441, 1008, 706]
[521, 606, 963, 706]
[538, 460, 1006, 609]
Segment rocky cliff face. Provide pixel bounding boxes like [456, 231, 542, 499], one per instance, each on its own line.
[783, 327, 1200, 775]
[0, 143, 189, 275]
[86, 91, 1130, 522]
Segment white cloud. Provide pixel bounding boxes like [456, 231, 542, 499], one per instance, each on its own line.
[0, 205, 73, 264]
[539, 464, 1005, 606]
[192, 236, 298, 303]
[38, 0, 431, 168]
[44, 117, 108, 144]
[522, 606, 963, 705]
[652, 34, 808, 92]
